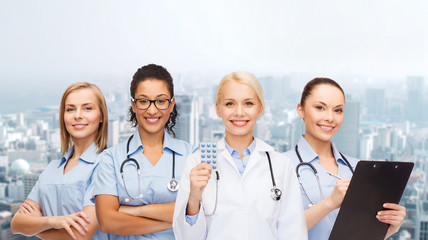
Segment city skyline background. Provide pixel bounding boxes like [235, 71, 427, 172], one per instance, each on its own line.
[1, 1, 428, 239]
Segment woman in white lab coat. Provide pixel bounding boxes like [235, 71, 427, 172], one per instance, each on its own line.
[173, 72, 307, 240]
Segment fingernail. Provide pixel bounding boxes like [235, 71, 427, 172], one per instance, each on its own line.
[377, 212, 381, 216]
[85, 227, 89, 231]
[81, 231, 85, 235]
[383, 203, 387, 207]
[87, 218, 90, 222]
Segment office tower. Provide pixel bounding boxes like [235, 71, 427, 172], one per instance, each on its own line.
[175, 95, 192, 142]
[0, 155, 7, 182]
[7, 180, 24, 201]
[189, 95, 200, 145]
[417, 215, 428, 240]
[406, 76, 424, 123]
[333, 100, 360, 158]
[23, 172, 41, 199]
[108, 119, 120, 147]
[365, 88, 385, 117]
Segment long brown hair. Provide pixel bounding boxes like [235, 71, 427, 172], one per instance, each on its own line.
[59, 82, 108, 154]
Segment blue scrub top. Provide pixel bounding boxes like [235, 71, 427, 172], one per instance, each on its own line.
[27, 142, 108, 240]
[283, 136, 359, 240]
[93, 129, 197, 240]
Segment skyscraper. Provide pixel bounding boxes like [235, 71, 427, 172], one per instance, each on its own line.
[406, 76, 424, 123]
[333, 100, 360, 158]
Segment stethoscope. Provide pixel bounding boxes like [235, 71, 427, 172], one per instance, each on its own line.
[205, 151, 282, 215]
[295, 145, 354, 207]
[120, 135, 179, 202]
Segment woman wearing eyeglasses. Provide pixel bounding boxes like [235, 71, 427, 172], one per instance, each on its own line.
[173, 72, 307, 240]
[93, 64, 196, 239]
[284, 78, 406, 240]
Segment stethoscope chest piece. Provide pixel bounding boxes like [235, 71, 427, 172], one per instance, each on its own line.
[167, 179, 179, 192]
[270, 187, 282, 201]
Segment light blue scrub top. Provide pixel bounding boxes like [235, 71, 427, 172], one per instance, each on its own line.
[93, 129, 197, 240]
[283, 136, 359, 240]
[28, 142, 108, 240]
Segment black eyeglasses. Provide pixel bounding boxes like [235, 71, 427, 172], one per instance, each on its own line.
[132, 98, 172, 110]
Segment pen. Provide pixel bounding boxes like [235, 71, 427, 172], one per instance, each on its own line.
[327, 172, 343, 180]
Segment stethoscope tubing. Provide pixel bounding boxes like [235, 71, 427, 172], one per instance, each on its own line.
[120, 134, 178, 202]
[295, 144, 354, 206]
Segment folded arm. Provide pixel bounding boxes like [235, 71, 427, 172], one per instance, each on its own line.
[95, 194, 171, 235]
[11, 199, 92, 240]
[119, 202, 175, 223]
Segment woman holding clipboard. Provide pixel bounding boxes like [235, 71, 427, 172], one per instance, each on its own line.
[283, 78, 406, 240]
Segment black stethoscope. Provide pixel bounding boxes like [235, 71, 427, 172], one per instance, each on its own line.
[120, 135, 179, 202]
[205, 151, 282, 215]
[295, 145, 354, 207]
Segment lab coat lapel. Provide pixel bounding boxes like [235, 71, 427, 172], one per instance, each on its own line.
[242, 150, 262, 179]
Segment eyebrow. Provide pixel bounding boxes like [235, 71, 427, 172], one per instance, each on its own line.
[224, 98, 256, 101]
[65, 103, 95, 107]
[136, 93, 169, 98]
[314, 101, 344, 108]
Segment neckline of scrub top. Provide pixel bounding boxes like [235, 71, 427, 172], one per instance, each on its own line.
[127, 128, 185, 157]
[58, 142, 98, 168]
[297, 136, 348, 166]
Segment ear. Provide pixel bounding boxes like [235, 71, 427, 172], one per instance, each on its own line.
[170, 98, 176, 110]
[257, 105, 264, 118]
[131, 98, 136, 113]
[216, 103, 221, 118]
[297, 104, 305, 119]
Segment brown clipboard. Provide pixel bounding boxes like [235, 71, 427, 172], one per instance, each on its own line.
[329, 160, 414, 240]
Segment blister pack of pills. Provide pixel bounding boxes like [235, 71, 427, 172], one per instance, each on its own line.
[199, 142, 217, 170]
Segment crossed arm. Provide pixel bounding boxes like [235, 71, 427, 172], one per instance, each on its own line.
[95, 194, 174, 235]
[11, 199, 98, 240]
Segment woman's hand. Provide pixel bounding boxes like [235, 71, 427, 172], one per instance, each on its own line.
[186, 163, 212, 215]
[377, 203, 406, 239]
[47, 212, 90, 240]
[18, 200, 42, 217]
[325, 178, 351, 210]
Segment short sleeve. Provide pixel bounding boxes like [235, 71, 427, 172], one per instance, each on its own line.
[27, 178, 41, 204]
[91, 150, 119, 201]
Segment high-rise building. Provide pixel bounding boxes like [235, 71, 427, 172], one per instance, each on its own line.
[175, 95, 192, 142]
[333, 100, 360, 158]
[23, 172, 41, 199]
[175, 94, 200, 144]
[365, 88, 385, 117]
[406, 76, 424, 123]
[108, 119, 120, 148]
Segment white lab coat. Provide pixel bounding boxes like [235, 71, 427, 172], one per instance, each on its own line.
[173, 138, 307, 240]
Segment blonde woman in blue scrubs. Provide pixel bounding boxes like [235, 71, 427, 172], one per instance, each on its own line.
[11, 82, 109, 240]
[93, 64, 196, 239]
[284, 78, 406, 240]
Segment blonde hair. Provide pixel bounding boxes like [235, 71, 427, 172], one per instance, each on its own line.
[215, 72, 265, 114]
[59, 82, 108, 155]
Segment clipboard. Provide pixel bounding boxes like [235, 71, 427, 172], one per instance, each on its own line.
[329, 161, 414, 240]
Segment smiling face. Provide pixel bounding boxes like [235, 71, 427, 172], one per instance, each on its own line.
[63, 88, 102, 145]
[297, 84, 345, 146]
[216, 81, 263, 141]
[131, 79, 175, 137]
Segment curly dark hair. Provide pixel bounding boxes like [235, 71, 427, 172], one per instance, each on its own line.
[128, 64, 177, 137]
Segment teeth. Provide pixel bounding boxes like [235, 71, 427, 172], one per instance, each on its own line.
[233, 121, 247, 125]
[146, 118, 160, 123]
[321, 126, 333, 130]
